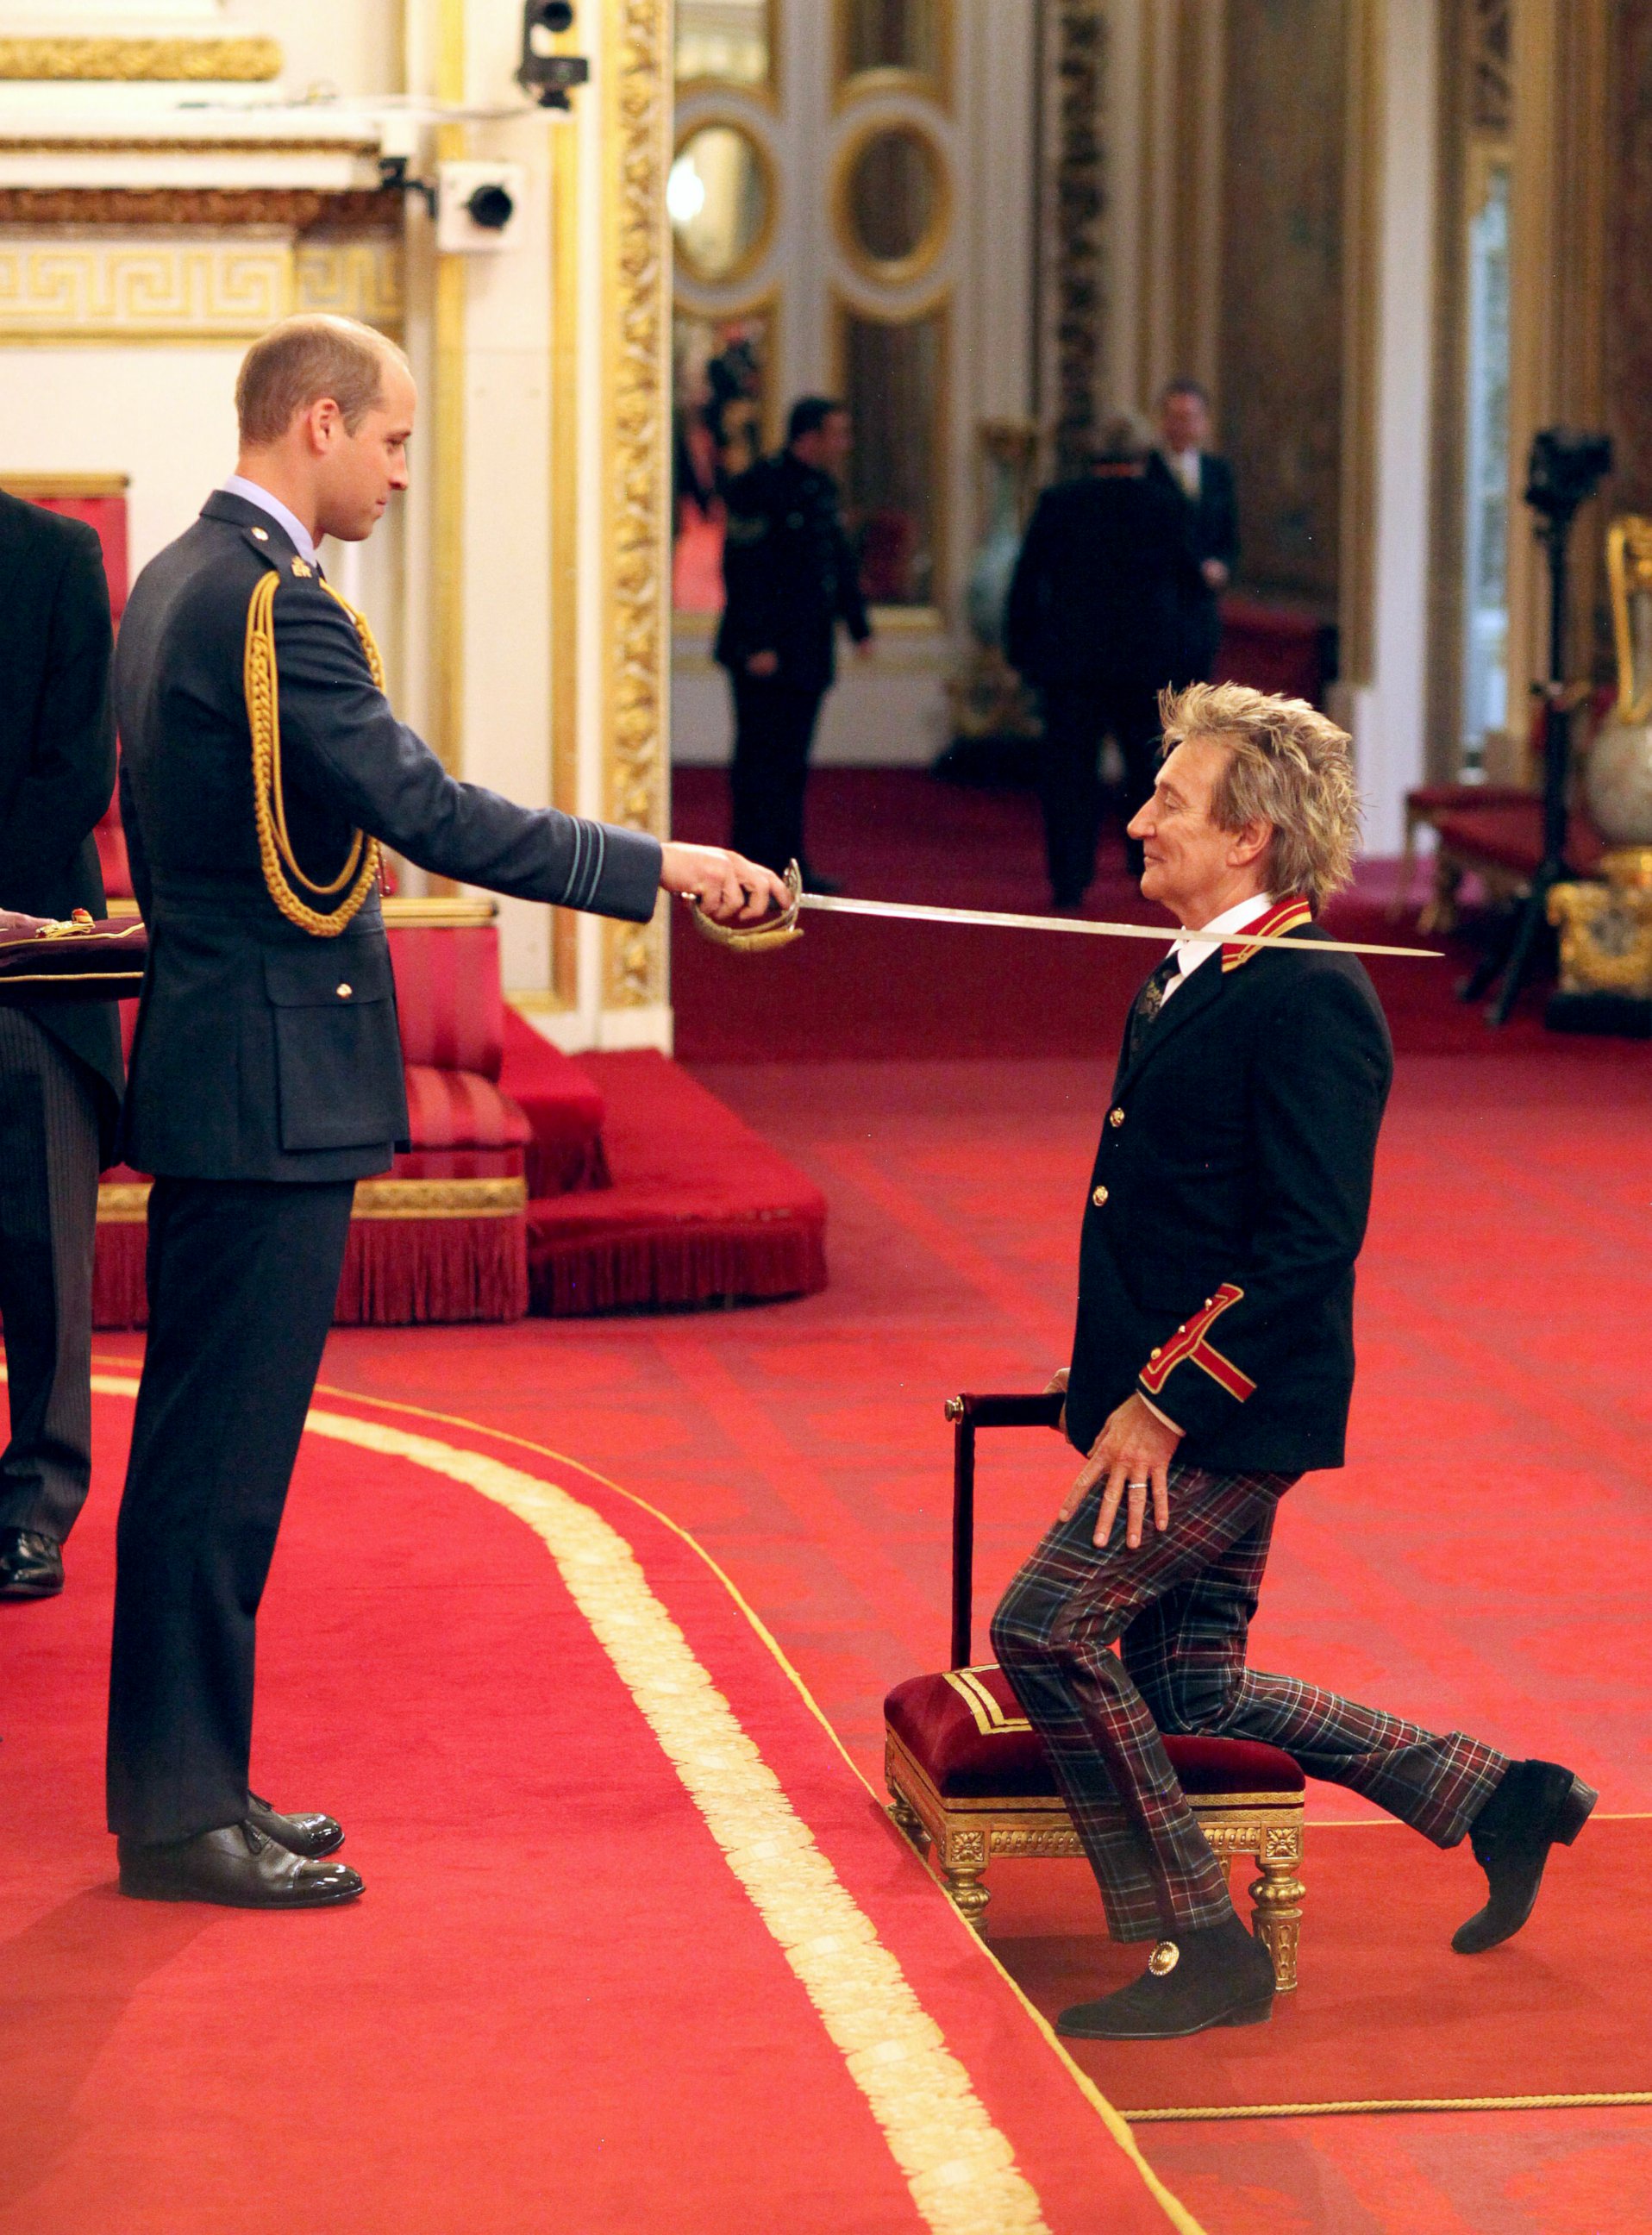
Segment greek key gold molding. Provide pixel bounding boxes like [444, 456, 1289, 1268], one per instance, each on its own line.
[0, 187, 398, 232]
[0, 241, 291, 341]
[604, 0, 672, 1010]
[0, 38, 281, 83]
[295, 239, 405, 331]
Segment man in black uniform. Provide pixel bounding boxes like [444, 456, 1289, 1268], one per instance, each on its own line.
[110, 314, 785, 1908]
[992, 683, 1595, 2038]
[715, 396, 872, 882]
[1145, 379, 1239, 686]
[1005, 413, 1200, 898]
[0, 487, 122, 1600]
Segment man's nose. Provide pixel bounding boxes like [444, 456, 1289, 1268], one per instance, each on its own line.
[1127, 800, 1153, 837]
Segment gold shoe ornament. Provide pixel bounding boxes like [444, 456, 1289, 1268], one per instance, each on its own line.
[687, 857, 805, 953]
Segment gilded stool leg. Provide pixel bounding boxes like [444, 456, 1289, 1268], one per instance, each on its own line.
[941, 1830, 991, 1933]
[1248, 1828, 1305, 1993]
[887, 1792, 930, 1854]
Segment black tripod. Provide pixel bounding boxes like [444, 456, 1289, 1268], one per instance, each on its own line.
[1463, 427, 1611, 1026]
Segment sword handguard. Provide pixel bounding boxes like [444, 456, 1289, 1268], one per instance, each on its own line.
[688, 858, 804, 953]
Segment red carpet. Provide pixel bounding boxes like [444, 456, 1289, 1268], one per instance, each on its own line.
[987, 1823, 1652, 2118]
[0, 1376, 1192, 2235]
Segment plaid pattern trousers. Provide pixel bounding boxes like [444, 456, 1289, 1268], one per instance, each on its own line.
[990, 1464, 1510, 1942]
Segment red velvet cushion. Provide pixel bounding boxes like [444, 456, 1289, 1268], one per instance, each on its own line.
[1430, 803, 1604, 876]
[497, 1006, 610, 1198]
[885, 1666, 1305, 1800]
[387, 923, 505, 1079]
[402, 1064, 530, 1153]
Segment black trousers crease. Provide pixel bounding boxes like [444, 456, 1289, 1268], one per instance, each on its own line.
[106, 1175, 355, 1845]
[0, 1009, 101, 1545]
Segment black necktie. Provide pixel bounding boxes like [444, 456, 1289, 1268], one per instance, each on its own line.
[1126, 952, 1181, 1066]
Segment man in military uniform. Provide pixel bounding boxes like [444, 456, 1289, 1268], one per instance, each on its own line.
[992, 683, 1595, 2038]
[109, 314, 785, 1908]
[715, 396, 873, 883]
[0, 486, 122, 1600]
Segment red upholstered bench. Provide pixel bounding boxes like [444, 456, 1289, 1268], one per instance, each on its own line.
[883, 1394, 1308, 1992]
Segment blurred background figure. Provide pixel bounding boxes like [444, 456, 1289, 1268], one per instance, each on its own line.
[1005, 412, 1198, 903]
[1148, 379, 1240, 687]
[714, 396, 873, 886]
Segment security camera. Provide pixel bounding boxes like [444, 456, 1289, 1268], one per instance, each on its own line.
[435, 163, 528, 253]
[517, 1, 589, 110]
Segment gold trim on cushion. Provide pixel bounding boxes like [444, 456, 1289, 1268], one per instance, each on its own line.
[381, 897, 498, 928]
[942, 1667, 1032, 1735]
[0, 38, 283, 83]
[100, 1178, 528, 1224]
[0, 472, 128, 498]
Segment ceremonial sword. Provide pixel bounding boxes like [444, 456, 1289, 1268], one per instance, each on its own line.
[688, 861, 1441, 961]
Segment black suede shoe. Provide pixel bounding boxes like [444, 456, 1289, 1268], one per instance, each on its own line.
[0, 1528, 64, 1600]
[118, 1821, 364, 1909]
[1453, 1759, 1597, 1955]
[247, 1792, 345, 1859]
[1057, 1913, 1275, 2040]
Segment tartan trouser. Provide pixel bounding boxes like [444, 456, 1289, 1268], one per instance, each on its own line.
[990, 1463, 1511, 1942]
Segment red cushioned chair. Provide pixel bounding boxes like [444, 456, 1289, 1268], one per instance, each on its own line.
[883, 1394, 1307, 1992]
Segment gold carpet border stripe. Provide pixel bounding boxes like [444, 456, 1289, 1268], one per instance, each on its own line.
[1123, 2091, 1652, 2124]
[291, 1377, 1210, 2235]
[80, 1370, 1056, 2235]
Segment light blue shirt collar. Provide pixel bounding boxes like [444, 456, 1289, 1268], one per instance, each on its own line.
[219, 474, 319, 568]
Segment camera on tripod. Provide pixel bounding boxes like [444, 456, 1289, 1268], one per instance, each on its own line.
[1524, 427, 1612, 527]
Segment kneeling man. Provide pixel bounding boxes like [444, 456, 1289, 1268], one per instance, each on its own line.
[992, 683, 1594, 2039]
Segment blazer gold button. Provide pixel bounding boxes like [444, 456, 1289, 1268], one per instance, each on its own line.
[336, 982, 353, 999]
[1092, 1185, 1108, 1207]
[251, 527, 269, 541]
[1109, 1107, 1125, 1127]
[1150, 1346, 1162, 1360]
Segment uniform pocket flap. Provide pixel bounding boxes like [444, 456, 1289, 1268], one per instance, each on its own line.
[263, 946, 393, 1010]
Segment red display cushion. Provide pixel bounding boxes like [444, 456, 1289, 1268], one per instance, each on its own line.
[885, 1665, 1305, 1800]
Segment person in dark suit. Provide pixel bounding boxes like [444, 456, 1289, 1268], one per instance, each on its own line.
[0, 489, 122, 1601]
[715, 396, 873, 884]
[992, 683, 1594, 2039]
[1146, 379, 1239, 685]
[1005, 412, 1201, 901]
[109, 314, 786, 1909]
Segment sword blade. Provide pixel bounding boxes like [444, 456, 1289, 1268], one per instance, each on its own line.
[796, 892, 1441, 960]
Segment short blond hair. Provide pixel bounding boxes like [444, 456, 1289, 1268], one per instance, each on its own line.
[1158, 680, 1361, 908]
[235, 314, 409, 448]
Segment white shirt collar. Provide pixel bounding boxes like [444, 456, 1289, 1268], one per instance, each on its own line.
[219, 475, 319, 568]
[1165, 892, 1276, 993]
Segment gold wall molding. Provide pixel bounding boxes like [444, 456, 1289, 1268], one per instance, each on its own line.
[0, 38, 282, 84]
[294, 238, 405, 330]
[0, 240, 291, 341]
[604, 0, 673, 1010]
[0, 187, 398, 231]
[549, 106, 580, 1008]
[0, 470, 127, 497]
[1045, 0, 1107, 479]
[1338, 0, 1384, 689]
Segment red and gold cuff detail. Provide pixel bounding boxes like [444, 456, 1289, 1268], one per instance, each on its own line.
[1139, 1281, 1256, 1405]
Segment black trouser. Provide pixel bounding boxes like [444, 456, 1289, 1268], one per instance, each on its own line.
[106, 1175, 355, 1845]
[729, 672, 827, 874]
[0, 1009, 101, 1547]
[1036, 679, 1165, 901]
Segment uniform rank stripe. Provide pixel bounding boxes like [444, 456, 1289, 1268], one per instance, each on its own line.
[590, 821, 606, 905]
[566, 817, 587, 907]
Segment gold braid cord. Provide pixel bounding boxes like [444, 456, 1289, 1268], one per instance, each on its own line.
[245, 569, 383, 937]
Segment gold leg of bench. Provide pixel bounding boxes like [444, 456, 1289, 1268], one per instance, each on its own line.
[1248, 1831, 1305, 1993]
[887, 1792, 930, 1853]
[941, 1830, 991, 1933]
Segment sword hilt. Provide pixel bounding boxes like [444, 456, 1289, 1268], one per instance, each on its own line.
[686, 858, 805, 953]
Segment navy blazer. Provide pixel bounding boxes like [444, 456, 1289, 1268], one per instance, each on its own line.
[1065, 904, 1393, 1476]
[114, 491, 662, 1182]
[0, 488, 122, 1156]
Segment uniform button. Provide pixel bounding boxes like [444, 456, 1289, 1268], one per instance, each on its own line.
[1150, 1346, 1163, 1360]
[336, 982, 353, 999]
[1109, 1107, 1125, 1128]
[1092, 1185, 1108, 1207]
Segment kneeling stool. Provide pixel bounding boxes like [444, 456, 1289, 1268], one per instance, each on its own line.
[883, 1393, 1308, 1992]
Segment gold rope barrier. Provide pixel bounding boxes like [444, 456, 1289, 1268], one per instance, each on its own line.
[245, 568, 382, 937]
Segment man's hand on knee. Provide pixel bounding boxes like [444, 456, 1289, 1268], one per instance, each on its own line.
[1058, 1393, 1182, 1549]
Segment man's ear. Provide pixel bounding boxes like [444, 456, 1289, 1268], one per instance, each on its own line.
[305, 397, 343, 454]
[1229, 817, 1273, 872]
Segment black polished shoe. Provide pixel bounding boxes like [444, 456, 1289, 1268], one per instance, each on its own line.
[1453, 1758, 1597, 1955]
[247, 1792, 345, 1859]
[0, 1528, 64, 1600]
[118, 1820, 363, 1909]
[1057, 1913, 1275, 2040]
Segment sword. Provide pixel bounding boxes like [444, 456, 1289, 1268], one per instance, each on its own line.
[687, 861, 1441, 961]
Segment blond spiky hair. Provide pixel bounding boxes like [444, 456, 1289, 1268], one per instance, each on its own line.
[1157, 680, 1361, 909]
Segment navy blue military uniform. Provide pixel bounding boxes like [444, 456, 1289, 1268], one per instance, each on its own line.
[108, 489, 661, 1844]
[0, 490, 121, 1563]
[714, 449, 870, 875]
